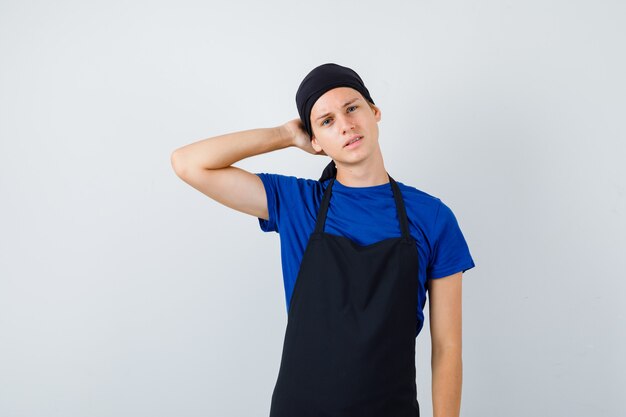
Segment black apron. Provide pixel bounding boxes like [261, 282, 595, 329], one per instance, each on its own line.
[269, 173, 420, 417]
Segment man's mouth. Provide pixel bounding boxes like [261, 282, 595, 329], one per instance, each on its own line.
[344, 136, 363, 147]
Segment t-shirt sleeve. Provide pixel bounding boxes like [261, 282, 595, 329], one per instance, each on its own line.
[256, 173, 279, 233]
[428, 200, 476, 279]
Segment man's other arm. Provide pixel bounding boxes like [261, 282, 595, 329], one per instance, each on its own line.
[428, 272, 463, 417]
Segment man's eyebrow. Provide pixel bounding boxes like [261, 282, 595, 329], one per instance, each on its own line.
[314, 98, 361, 122]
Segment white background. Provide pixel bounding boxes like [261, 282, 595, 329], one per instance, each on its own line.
[1, 1, 625, 416]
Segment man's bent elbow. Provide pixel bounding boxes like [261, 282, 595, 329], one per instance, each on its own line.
[171, 149, 190, 178]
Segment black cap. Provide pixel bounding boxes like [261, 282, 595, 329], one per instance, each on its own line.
[295, 63, 375, 138]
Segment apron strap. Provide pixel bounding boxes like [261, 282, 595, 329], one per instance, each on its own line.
[314, 177, 335, 234]
[315, 175, 412, 240]
[389, 176, 411, 240]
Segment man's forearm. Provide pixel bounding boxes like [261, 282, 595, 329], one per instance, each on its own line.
[432, 347, 463, 417]
[172, 126, 292, 171]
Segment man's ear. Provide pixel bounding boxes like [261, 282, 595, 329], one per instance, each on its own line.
[370, 103, 382, 122]
[311, 136, 323, 153]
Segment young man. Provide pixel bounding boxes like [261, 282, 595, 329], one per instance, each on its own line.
[171, 63, 475, 417]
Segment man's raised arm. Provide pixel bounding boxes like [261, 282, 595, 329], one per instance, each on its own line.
[170, 120, 320, 220]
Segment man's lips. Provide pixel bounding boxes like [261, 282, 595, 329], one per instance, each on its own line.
[344, 135, 363, 147]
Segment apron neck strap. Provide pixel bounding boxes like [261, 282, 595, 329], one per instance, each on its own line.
[315, 174, 411, 240]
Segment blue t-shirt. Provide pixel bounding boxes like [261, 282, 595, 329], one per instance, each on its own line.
[256, 173, 475, 337]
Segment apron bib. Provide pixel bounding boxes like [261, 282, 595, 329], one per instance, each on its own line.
[269, 175, 420, 417]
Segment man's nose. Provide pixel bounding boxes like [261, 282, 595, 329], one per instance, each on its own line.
[338, 114, 355, 134]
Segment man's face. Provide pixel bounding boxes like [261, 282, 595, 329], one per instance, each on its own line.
[309, 87, 381, 164]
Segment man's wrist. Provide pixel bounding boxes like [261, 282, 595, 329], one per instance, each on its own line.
[276, 125, 294, 148]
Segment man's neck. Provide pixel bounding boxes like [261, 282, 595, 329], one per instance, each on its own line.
[335, 154, 388, 188]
